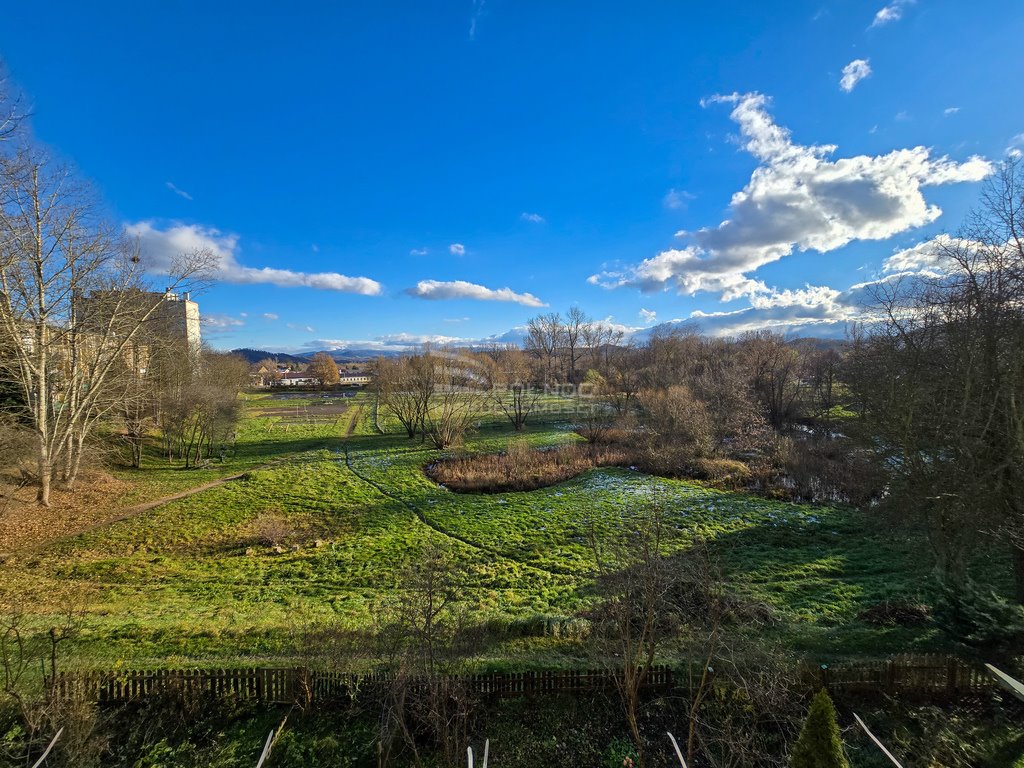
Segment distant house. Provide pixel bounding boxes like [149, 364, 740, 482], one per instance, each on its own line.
[338, 374, 372, 386]
[275, 371, 318, 387]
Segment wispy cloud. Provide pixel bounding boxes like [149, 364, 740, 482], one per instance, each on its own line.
[639, 308, 657, 324]
[406, 279, 546, 307]
[1007, 133, 1024, 158]
[305, 333, 472, 352]
[449, 243, 466, 256]
[469, 0, 485, 40]
[870, 0, 914, 28]
[288, 322, 316, 333]
[944, 106, 960, 116]
[126, 221, 384, 295]
[165, 181, 193, 201]
[201, 313, 245, 330]
[520, 212, 545, 223]
[410, 247, 429, 256]
[590, 92, 991, 301]
[263, 312, 279, 321]
[663, 188, 695, 210]
[840, 59, 872, 92]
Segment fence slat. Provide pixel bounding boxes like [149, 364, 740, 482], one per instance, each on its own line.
[55, 654, 992, 705]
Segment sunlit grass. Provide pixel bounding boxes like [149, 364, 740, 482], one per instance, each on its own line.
[1, 392, 949, 668]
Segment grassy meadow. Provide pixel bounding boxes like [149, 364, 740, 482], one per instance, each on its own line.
[0, 391, 948, 669]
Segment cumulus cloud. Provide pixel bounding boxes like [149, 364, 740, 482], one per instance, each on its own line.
[639, 308, 657, 324]
[406, 279, 546, 307]
[520, 212, 545, 223]
[449, 243, 466, 256]
[165, 182, 193, 201]
[125, 221, 383, 295]
[871, 0, 913, 27]
[840, 59, 872, 92]
[590, 92, 992, 301]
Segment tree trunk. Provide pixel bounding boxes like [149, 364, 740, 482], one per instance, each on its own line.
[64, 431, 86, 489]
[36, 441, 51, 507]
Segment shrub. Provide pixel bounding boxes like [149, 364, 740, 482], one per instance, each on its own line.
[250, 511, 294, 547]
[425, 442, 630, 493]
[857, 600, 931, 627]
[790, 689, 848, 768]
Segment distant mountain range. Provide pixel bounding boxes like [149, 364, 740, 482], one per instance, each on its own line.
[230, 347, 403, 364]
[231, 331, 844, 366]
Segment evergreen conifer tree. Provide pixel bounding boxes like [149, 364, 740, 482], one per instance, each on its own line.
[791, 689, 849, 768]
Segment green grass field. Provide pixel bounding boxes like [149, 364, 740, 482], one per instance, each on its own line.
[0, 391, 948, 669]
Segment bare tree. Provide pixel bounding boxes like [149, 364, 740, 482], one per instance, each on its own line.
[488, 346, 538, 431]
[423, 350, 484, 449]
[375, 542, 476, 768]
[563, 306, 590, 386]
[0, 64, 27, 143]
[0, 147, 210, 504]
[739, 331, 802, 431]
[374, 356, 425, 439]
[849, 157, 1024, 608]
[588, 504, 679, 767]
[582, 320, 625, 375]
[525, 311, 563, 387]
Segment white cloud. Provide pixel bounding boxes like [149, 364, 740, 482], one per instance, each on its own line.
[165, 182, 193, 201]
[410, 247, 429, 256]
[639, 308, 657, 324]
[449, 243, 466, 256]
[1007, 133, 1024, 158]
[406, 279, 546, 307]
[125, 221, 383, 295]
[663, 189, 695, 210]
[306, 333, 471, 352]
[879, 234, 989, 276]
[840, 59, 872, 92]
[262, 312, 279, 321]
[944, 107, 960, 116]
[444, 316, 471, 323]
[590, 92, 992, 301]
[201, 313, 245, 330]
[288, 322, 316, 333]
[520, 212, 545, 223]
[871, 0, 913, 27]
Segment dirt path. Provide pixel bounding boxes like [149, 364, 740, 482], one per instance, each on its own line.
[0, 457, 299, 558]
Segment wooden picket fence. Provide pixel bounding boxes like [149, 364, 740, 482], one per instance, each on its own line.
[54, 655, 991, 706]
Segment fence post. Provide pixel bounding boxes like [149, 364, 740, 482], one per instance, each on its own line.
[947, 656, 959, 696]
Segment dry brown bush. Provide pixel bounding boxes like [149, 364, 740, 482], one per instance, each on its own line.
[249, 511, 295, 547]
[426, 440, 630, 493]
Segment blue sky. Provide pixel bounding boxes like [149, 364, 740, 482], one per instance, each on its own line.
[2, 0, 1022, 351]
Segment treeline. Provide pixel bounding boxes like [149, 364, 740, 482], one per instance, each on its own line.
[375, 158, 1024, 650]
